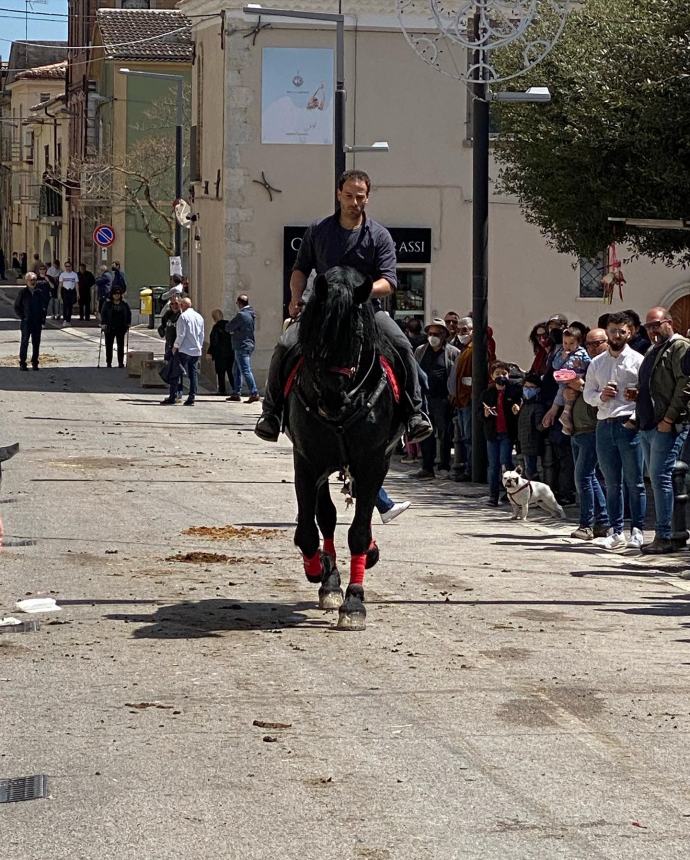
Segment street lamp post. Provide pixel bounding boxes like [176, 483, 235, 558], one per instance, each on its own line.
[118, 68, 184, 258]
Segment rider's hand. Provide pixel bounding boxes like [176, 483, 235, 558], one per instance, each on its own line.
[289, 296, 302, 317]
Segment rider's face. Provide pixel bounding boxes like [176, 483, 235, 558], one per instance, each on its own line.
[337, 179, 369, 217]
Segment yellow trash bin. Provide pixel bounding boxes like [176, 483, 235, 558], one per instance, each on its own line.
[139, 288, 153, 316]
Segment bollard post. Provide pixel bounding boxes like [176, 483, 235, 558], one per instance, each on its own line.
[671, 458, 689, 549]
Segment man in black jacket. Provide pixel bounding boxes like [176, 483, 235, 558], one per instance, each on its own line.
[14, 272, 48, 370]
[100, 286, 131, 368]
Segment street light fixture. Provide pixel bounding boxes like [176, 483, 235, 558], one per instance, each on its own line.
[243, 5, 389, 203]
[490, 86, 552, 104]
[117, 67, 184, 258]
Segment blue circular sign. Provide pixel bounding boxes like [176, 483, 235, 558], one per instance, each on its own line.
[93, 224, 115, 247]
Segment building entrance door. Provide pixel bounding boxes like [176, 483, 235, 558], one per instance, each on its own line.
[669, 294, 690, 337]
[392, 268, 426, 322]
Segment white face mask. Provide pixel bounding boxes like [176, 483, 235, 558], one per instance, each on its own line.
[458, 333, 472, 345]
[428, 335, 442, 349]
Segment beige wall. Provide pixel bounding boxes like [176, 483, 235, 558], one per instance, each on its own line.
[188, 8, 688, 378]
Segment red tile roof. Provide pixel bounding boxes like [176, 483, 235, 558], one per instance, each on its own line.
[96, 9, 193, 63]
[15, 61, 67, 81]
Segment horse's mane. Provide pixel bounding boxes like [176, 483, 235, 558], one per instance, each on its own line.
[299, 267, 385, 367]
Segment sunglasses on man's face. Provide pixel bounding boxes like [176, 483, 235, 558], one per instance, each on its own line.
[586, 338, 607, 347]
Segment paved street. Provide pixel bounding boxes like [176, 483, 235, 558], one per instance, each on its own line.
[2, 295, 690, 859]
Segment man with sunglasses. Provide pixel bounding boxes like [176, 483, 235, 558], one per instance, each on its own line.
[584, 312, 646, 552]
[632, 307, 690, 554]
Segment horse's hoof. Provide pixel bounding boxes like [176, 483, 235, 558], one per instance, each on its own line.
[318, 564, 343, 611]
[337, 585, 366, 631]
[365, 541, 379, 570]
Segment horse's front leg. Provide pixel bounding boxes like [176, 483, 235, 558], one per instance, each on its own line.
[339, 468, 385, 631]
[293, 453, 323, 583]
[315, 481, 343, 610]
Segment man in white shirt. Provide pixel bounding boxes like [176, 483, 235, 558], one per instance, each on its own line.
[58, 260, 79, 326]
[172, 296, 204, 406]
[584, 311, 646, 551]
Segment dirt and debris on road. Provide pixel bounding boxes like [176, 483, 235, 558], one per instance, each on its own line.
[182, 524, 281, 540]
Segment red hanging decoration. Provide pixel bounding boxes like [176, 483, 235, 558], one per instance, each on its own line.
[601, 242, 626, 305]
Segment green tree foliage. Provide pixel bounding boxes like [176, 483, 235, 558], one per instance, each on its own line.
[494, 0, 690, 265]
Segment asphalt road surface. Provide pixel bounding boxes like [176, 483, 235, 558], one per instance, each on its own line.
[2, 297, 690, 859]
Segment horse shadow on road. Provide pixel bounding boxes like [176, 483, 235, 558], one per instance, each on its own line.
[106, 597, 333, 638]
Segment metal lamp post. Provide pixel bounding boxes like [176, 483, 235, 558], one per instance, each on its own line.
[118, 68, 184, 258]
[398, 1, 568, 481]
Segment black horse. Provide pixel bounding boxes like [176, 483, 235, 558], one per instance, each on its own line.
[285, 267, 404, 630]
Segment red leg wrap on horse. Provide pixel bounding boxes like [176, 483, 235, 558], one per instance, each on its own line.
[323, 538, 336, 559]
[303, 552, 322, 576]
[350, 554, 367, 586]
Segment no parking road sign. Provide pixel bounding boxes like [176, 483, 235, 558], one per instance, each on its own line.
[93, 224, 115, 248]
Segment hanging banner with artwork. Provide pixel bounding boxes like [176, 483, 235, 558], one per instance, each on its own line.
[261, 47, 334, 145]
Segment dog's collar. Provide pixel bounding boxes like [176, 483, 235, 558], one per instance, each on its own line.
[506, 480, 533, 499]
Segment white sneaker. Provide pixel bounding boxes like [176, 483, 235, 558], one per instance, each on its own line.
[628, 528, 644, 550]
[380, 501, 411, 524]
[593, 532, 627, 552]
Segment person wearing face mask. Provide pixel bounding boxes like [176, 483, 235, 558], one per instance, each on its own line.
[480, 362, 522, 506]
[413, 319, 460, 479]
[517, 372, 545, 480]
[584, 312, 646, 551]
[100, 286, 132, 368]
[452, 317, 475, 481]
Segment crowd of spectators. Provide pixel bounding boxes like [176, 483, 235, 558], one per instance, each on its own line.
[397, 307, 690, 555]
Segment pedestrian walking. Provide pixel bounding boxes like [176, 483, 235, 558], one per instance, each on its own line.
[172, 296, 204, 406]
[0, 248, 6, 280]
[227, 294, 260, 403]
[208, 309, 234, 396]
[11, 251, 21, 275]
[375, 488, 411, 524]
[413, 319, 459, 479]
[255, 169, 431, 444]
[111, 261, 127, 294]
[635, 307, 690, 555]
[58, 260, 78, 325]
[35, 264, 52, 320]
[100, 286, 131, 368]
[14, 272, 49, 370]
[31, 252, 41, 275]
[567, 328, 611, 541]
[95, 265, 112, 318]
[584, 312, 646, 552]
[77, 263, 95, 320]
[46, 259, 61, 319]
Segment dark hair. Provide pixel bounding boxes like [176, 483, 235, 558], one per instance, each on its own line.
[523, 371, 542, 387]
[338, 169, 371, 193]
[407, 318, 422, 335]
[597, 312, 611, 329]
[562, 327, 583, 344]
[623, 309, 641, 329]
[568, 320, 589, 341]
[607, 311, 633, 327]
[529, 321, 549, 353]
[491, 361, 510, 375]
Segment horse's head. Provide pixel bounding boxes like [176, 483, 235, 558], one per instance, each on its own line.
[298, 266, 379, 420]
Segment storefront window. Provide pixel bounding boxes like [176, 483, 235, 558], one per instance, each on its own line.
[393, 268, 425, 320]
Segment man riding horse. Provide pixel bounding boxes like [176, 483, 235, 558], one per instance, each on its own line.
[255, 169, 433, 445]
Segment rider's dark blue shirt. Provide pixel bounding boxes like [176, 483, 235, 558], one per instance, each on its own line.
[293, 211, 398, 290]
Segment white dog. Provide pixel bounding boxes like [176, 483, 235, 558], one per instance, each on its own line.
[501, 467, 566, 521]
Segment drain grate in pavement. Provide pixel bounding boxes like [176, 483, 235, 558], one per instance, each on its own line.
[1, 539, 37, 547]
[0, 775, 49, 803]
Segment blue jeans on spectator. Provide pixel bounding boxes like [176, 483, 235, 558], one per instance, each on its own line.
[457, 405, 472, 473]
[178, 353, 199, 402]
[523, 454, 539, 479]
[487, 433, 514, 501]
[233, 348, 258, 396]
[571, 431, 609, 530]
[640, 426, 688, 539]
[375, 487, 394, 514]
[595, 419, 646, 535]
